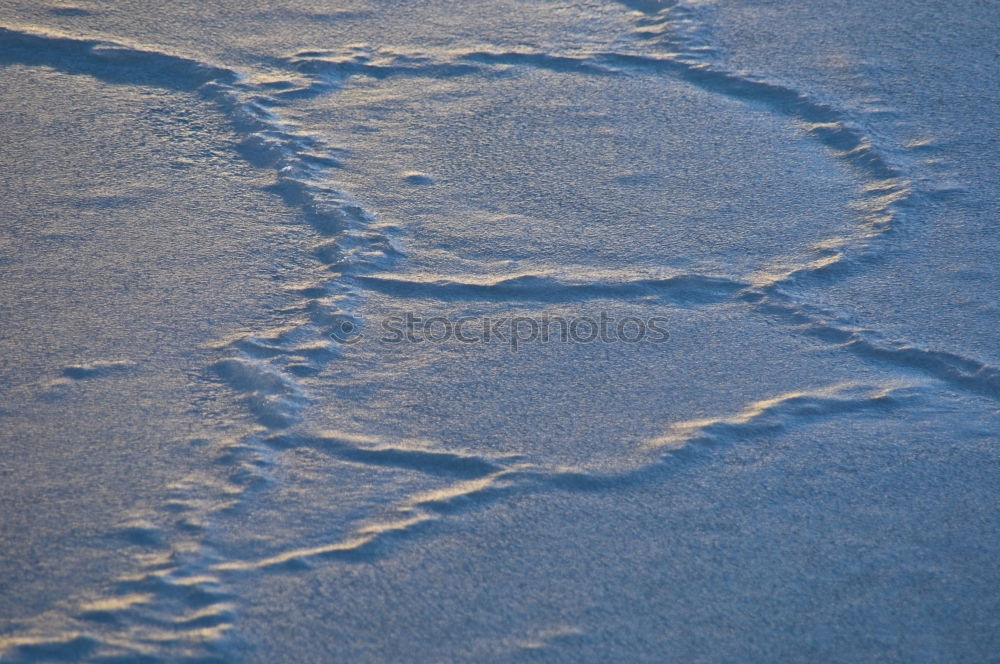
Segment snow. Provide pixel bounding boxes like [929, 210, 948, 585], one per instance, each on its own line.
[1, 1, 998, 661]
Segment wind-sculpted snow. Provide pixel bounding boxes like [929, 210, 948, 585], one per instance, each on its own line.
[353, 272, 745, 305]
[283, 41, 913, 290]
[0, 25, 389, 663]
[1, 1, 996, 661]
[747, 291, 1000, 401]
[0, 26, 235, 90]
[187, 382, 925, 575]
[265, 432, 514, 478]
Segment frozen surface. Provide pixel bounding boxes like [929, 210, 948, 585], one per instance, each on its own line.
[1, 1, 998, 662]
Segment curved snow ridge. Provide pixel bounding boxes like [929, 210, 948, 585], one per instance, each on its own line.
[282, 46, 481, 98]
[603, 6, 993, 404]
[276, 46, 616, 101]
[0, 25, 387, 661]
[279, 37, 914, 292]
[0, 23, 391, 386]
[0, 383, 917, 660]
[352, 272, 746, 305]
[340, 41, 914, 290]
[597, 50, 911, 266]
[212, 470, 523, 572]
[750, 292, 1000, 401]
[614, 0, 935, 292]
[265, 431, 520, 479]
[430, 44, 904, 185]
[643, 382, 912, 453]
[0, 25, 238, 90]
[526, 382, 926, 493]
[203, 59, 400, 434]
[195, 381, 925, 577]
[209, 79, 388, 247]
[210, 358, 309, 429]
[0, 24, 393, 250]
[849, 342, 1000, 401]
[0, 430, 275, 663]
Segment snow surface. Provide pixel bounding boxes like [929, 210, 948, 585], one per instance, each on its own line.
[1, 1, 998, 661]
